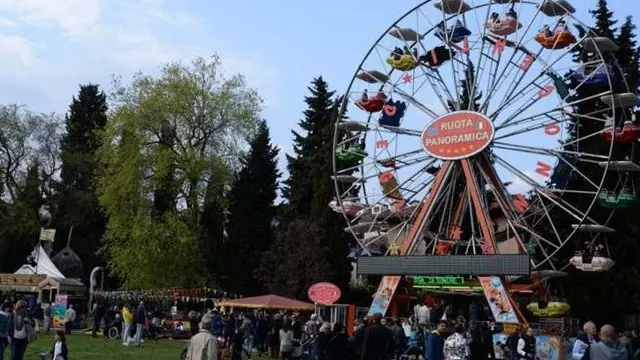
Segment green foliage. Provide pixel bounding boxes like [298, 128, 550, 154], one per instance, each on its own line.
[56, 84, 108, 279]
[223, 121, 280, 295]
[261, 77, 351, 297]
[282, 77, 335, 216]
[97, 55, 261, 288]
[0, 105, 61, 272]
[255, 219, 332, 298]
[590, 0, 617, 39]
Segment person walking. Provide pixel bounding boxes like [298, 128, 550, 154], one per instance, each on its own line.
[63, 305, 75, 335]
[121, 305, 134, 346]
[92, 304, 105, 338]
[10, 300, 35, 360]
[0, 302, 11, 360]
[31, 303, 43, 333]
[573, 322, 599, 360]
[42, 303, 52, 334]
[185, 321, 218, 360]
[357, 313, 395, 360]
[444, 322, 470, 360]
[134, 302, 146, 347]
[589, 325, 627, 360]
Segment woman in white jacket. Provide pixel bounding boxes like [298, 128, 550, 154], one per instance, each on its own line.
[280, 322, 294, 360]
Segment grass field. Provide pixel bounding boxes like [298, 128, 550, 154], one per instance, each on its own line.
[23, 333, 186, 360]
[22, 333, 274, 360]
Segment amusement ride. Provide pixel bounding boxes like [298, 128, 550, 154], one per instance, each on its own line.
[331, 0, 640, 324]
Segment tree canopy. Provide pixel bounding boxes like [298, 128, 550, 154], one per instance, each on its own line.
[97, 55, 261, 288]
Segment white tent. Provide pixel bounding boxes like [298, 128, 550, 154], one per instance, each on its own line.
[14, 245, 65, 278]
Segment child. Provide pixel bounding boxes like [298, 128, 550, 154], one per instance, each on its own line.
[50, 331, 68, 360]
[230, 328, 244, 360]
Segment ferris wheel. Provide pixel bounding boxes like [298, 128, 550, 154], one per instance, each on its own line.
[331, 0, 640, 316]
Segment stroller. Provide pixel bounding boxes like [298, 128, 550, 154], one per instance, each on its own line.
[106, 315, 123, 340]
[399, 331, 425, 360]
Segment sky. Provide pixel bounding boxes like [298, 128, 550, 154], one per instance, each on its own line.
[0, 0, 637, 179]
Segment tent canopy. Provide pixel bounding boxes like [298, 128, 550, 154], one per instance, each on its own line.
[217, 294, 314, 311]
[14, 246, 65, 278]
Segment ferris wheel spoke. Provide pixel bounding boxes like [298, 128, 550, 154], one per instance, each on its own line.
[494, 113, 569, 140]
[490, 32, 593, 118]
[494, 154, 595, 223]
[499, 89, 612, 128]
[434, 6, 464, 111]
[391, 85, 442, 119]
[493, 142, 603, 190]
[478, 8, 546, 112]
[560, 125, 611, 149]
[492, 141, 609, 161]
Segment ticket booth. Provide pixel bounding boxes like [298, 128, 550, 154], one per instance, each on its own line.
[315, 304, 357, 335]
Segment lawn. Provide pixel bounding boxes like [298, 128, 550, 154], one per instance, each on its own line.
[24, 333, 186, 360]
[23, 333, 273, 360]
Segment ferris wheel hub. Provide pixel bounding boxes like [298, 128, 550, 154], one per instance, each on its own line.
[420, 111, 495, 160]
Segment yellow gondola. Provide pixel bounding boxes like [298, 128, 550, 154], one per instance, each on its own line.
[386, 54, 418, 71]
[527, 301, 570, 317]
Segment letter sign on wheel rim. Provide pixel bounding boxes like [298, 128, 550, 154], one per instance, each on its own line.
[421, 111, 495, 160]
[308, 282, 341, 305]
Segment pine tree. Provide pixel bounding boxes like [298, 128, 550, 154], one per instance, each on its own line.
[223, 121, 280, 295]
[255, 219, 332, 297]
[282, 77, 335, 217]
[616, 16, 640, 93]
[448, 62, 481, 112]
[56, 84, 108, 279]
[308, 98, 354, 291]
[590, 0, 616, 39]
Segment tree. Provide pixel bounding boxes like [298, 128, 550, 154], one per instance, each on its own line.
[0, 105, 61, 273]
[448, 61, 481, 112]
[223, 120, 280, 295]
[0, 164, 44, 272]
[590, 0, 616, 39]
[56, 84, 108, 279]
[254, 219, 332, 298]
[308, 98, 355, 290]
[616, 16, 640, 93]
[97, 55, 261, 288]
[0, 105, 61, 202]
[282, 77, 335, 217]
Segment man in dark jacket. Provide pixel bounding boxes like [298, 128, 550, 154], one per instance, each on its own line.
[134, 301, 146, 347]
[426, 320, 447, 360]
[92, 304, 105, 338]
[390, 318, 406, 359]
[358, 313, 394, 360]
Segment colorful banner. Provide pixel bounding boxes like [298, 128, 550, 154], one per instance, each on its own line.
[494, 334, 574, 360]
[479, 276, 519, 323]
[52, 295, 68, 330]
[367, 275, 401, 316]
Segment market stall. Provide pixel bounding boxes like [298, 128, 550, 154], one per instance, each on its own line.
[216, 294, 315, 311]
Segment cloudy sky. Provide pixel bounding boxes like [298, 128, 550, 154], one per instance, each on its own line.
[0, 0, 637, 179]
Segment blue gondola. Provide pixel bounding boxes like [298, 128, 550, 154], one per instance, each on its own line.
[347, 247, 382, 261]
[549, 155, 577, 190]
[434, 20, 471, 43]
[378, 99, 407, 127]
[569, 64, 611, 87]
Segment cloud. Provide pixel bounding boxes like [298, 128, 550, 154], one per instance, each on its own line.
[507, 171, 547, 194]
[0, 0, 277, 112]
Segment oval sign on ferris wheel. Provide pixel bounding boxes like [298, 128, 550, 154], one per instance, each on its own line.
[421, 111, 495, 160]
[308, 282, 341, 305]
